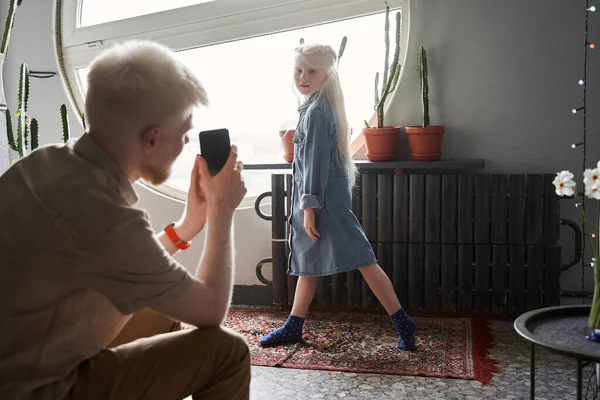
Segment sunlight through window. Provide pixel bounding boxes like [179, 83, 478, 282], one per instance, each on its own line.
[77, 12, 390, 197]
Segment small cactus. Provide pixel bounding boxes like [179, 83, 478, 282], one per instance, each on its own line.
[418, 46, 429, 128]
[336, 36, 347, 68]
[30, 118, 38, 150]
[60, 104, 70, 142]
[365, 1, 402, 129]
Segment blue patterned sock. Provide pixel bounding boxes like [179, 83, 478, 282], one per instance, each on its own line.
[259, 315, 305, 346]
[390, 308, 416, 350]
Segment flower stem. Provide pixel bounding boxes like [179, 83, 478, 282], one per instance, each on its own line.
[574, 192, 598, 262]
[590, 200, 600, 329]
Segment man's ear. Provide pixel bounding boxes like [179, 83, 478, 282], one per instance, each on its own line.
[141, 126, 160, 153]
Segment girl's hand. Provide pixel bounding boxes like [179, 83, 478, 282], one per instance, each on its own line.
[303, 208, 319, 241]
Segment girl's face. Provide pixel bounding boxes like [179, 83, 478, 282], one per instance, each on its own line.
[294, 60, 327, 97]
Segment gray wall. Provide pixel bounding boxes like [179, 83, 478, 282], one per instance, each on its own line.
[1, 0, 596, 298]
[392, 0, 599, 175]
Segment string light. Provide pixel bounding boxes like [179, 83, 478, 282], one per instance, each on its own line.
[588, 5, 597, 12]
[589, 42, 596, 49]
[572, 142, 584, 148]
[586, 258, 596, 267]
[579, 79, 585, 85]
[572, 107, 584, 113]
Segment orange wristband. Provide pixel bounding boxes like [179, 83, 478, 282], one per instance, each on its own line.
[164, 223, 191, 250]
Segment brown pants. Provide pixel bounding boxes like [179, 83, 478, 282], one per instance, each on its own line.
[67, 309, 251, 400]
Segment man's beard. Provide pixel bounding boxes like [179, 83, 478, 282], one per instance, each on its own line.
[140, 162, 170, 185]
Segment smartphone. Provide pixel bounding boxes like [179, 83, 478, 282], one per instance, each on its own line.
[199, 128, 231, 175]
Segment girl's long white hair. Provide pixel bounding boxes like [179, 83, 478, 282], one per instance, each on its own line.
[295, 44, 357, 187]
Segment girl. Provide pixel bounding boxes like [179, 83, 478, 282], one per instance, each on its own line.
[259, 43, 416, 351]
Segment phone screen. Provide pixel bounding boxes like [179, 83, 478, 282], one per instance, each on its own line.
[199, 128, 231, 175]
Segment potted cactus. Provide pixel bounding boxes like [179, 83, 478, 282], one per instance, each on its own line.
[0, 0, 71, 172]
[405, 46, 445, 161]
[361, 1, 402, 162]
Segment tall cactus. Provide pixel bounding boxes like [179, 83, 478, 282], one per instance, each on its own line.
[1, 0, 23, 59]
[5, 72, 72, 157]
[60, 104, 70, 142]
[419, 46, 429, 128]
[6, 62, 38, 157]
[365, 2, 402, 128]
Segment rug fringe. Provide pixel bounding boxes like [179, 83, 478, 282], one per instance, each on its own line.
[470, 317, 501, 385]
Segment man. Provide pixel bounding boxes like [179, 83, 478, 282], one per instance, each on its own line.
[0, 40, 250, 399]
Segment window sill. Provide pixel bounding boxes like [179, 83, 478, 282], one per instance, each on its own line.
[243, 159, 486, 172]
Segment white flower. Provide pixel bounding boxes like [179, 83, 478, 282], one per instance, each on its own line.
[585, 182, 600, 200]
[553, 171, 576, 196]
[584, 167, 600, 187]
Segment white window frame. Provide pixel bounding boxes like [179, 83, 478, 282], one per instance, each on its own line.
[56, 0, 411, 207]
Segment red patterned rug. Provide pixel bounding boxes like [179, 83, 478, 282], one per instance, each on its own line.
[223, 306, 500, 384]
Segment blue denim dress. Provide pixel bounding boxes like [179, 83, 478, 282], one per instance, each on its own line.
[288, 94, 377, 277]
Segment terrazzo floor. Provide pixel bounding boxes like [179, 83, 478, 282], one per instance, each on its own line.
[247, 320, 599, 400]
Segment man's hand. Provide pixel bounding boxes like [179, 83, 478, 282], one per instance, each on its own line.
[304, 208, 319, 241]
[173, 155, 208, 241]
[153, 146, 248, 328]
[197, 145, 247, 218]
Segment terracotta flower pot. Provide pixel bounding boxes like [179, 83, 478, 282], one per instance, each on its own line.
[362, 127, 400, 162]
[279, 129, 295, 163]
[405, 125, 445, 161]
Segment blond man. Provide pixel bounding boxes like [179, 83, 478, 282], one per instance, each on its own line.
[0, 40, 250, 400]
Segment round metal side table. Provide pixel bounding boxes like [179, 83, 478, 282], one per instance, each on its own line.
[514, 305, 600, 400]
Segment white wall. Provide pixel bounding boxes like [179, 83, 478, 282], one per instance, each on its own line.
[2, 0, 598, 293]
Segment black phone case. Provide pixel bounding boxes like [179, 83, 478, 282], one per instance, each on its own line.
[199, 128, 231, 175]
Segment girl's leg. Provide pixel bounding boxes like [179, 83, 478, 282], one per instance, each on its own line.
[359, 263, 416, 350]
[358, 263, 401, 314]
[259, 276, 318, 346]
[290, 276, 318, 318]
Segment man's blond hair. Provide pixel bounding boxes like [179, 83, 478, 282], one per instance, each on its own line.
[85, 40, 208, 135]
